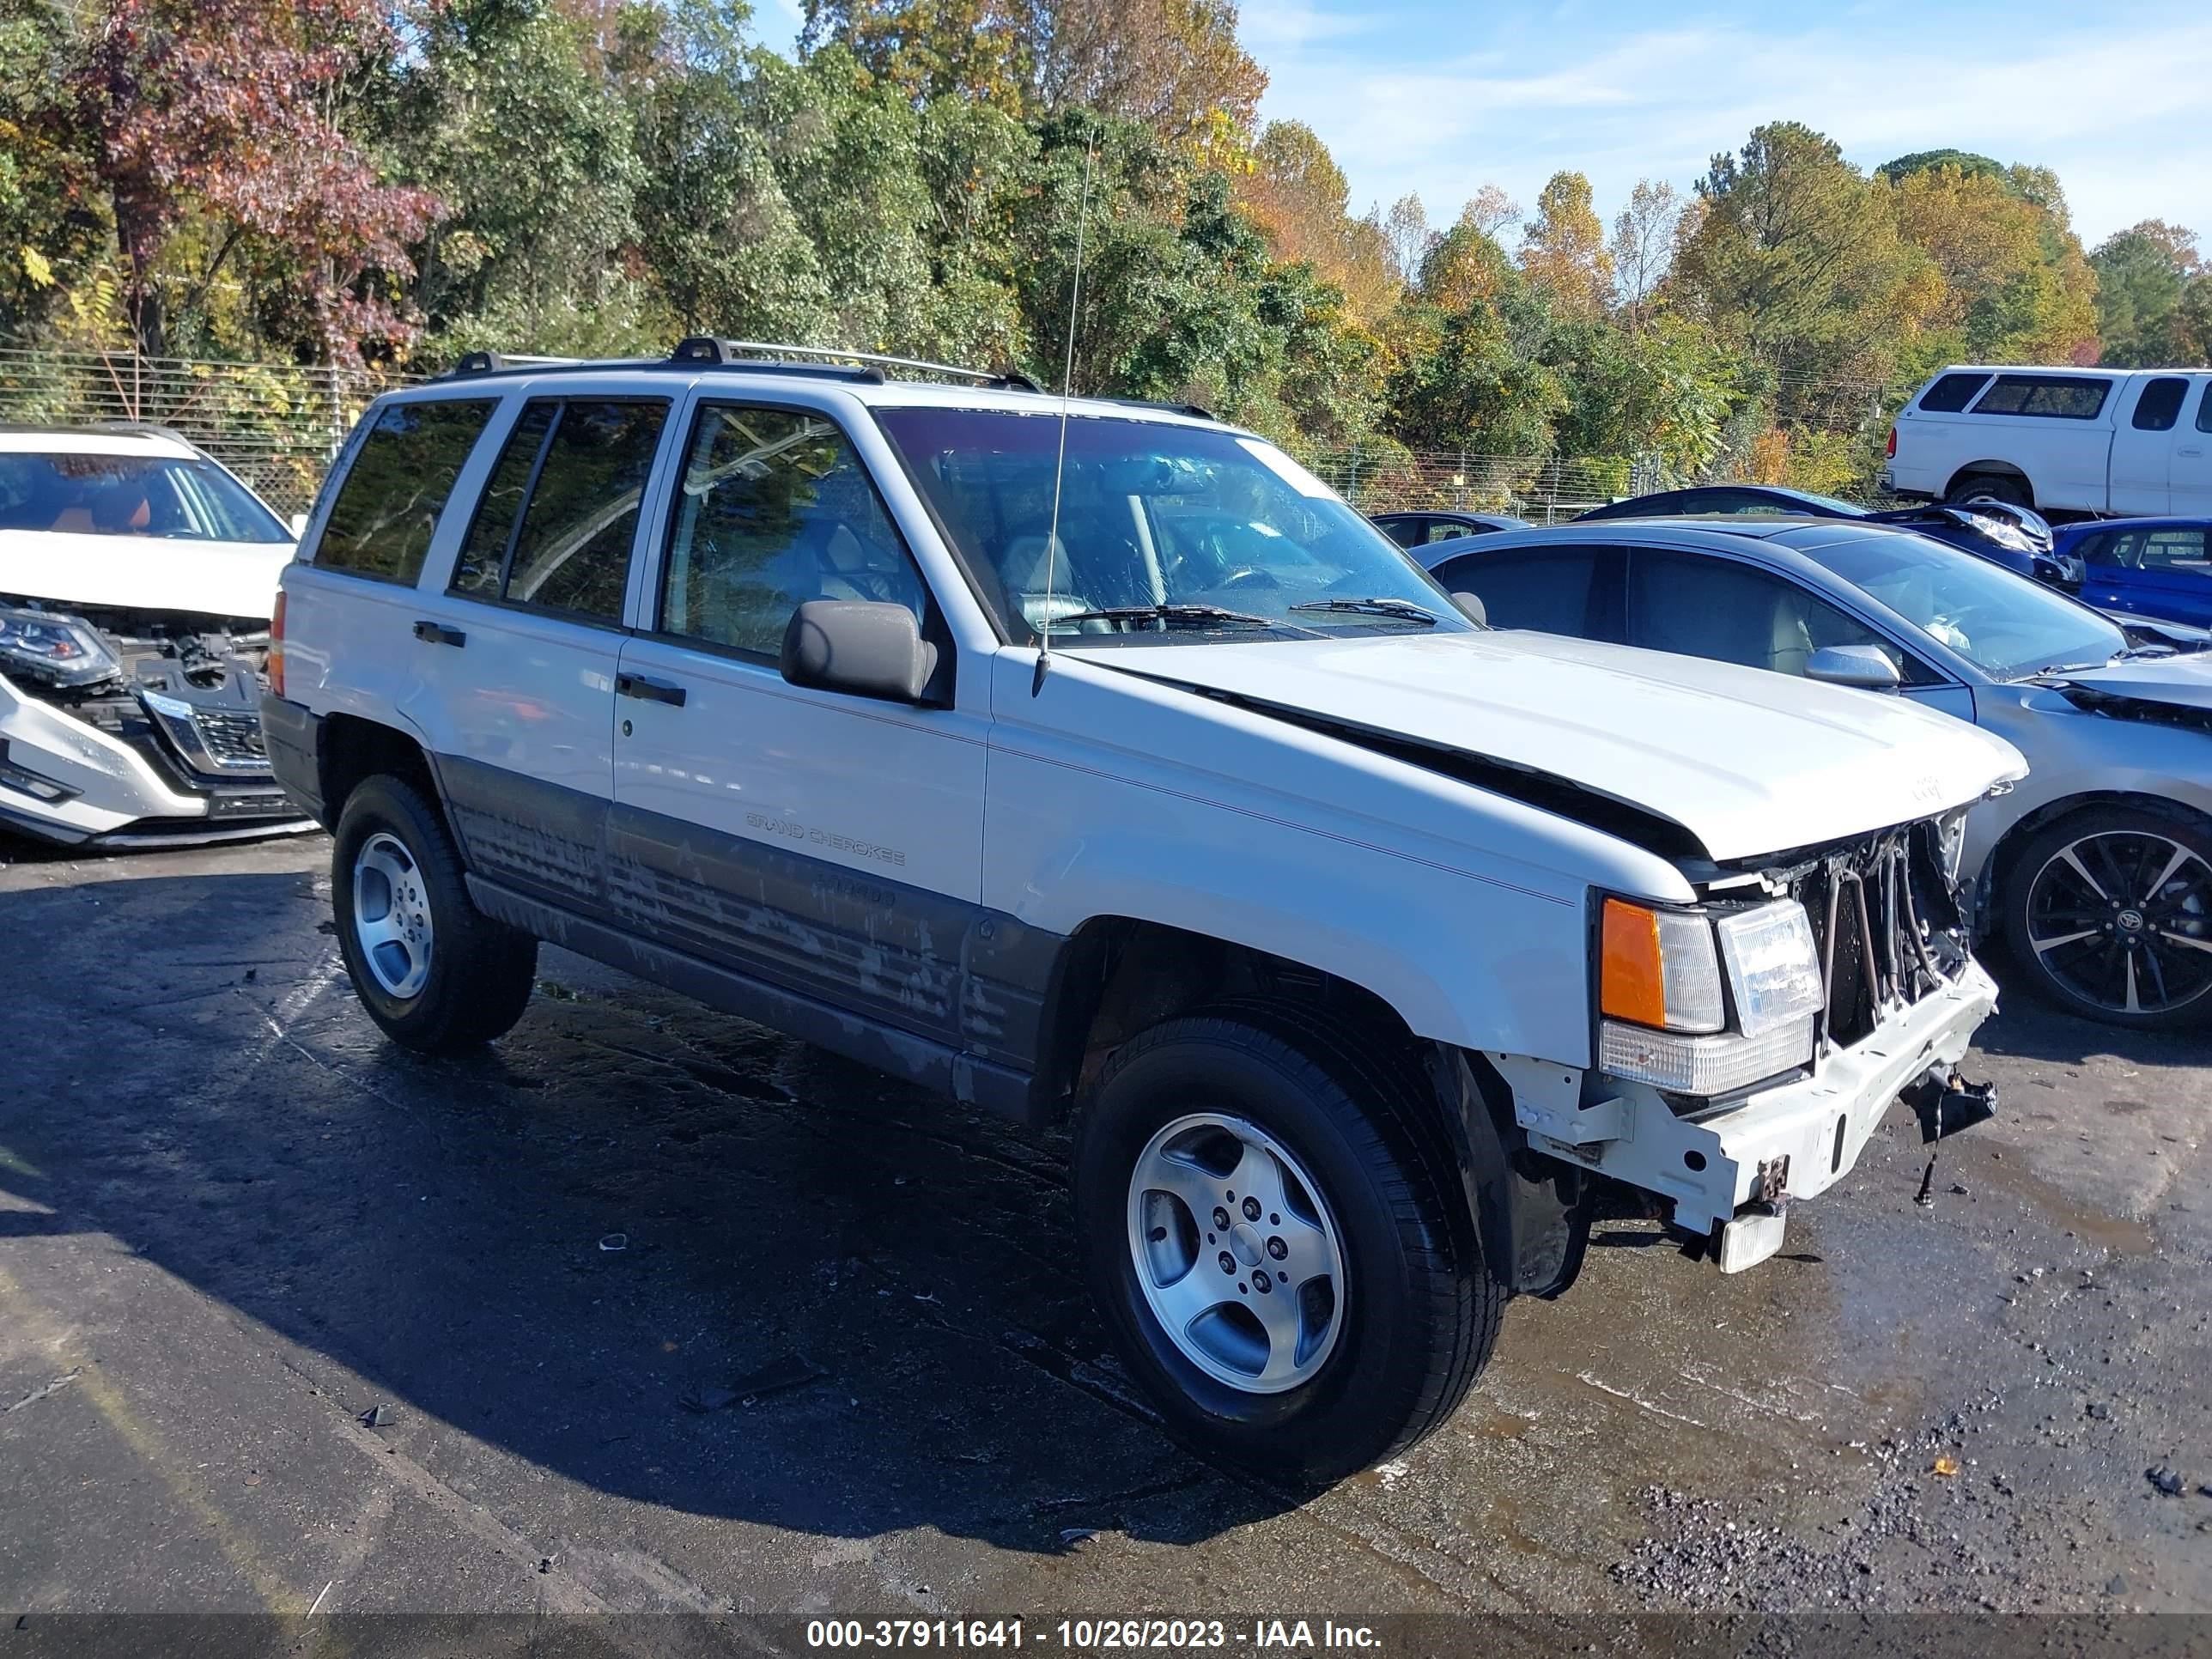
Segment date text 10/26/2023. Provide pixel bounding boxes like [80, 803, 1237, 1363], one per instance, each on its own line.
[804, 1620, 1382, 1651]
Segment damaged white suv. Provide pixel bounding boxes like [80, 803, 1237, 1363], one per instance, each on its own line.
[266, 341, 2027, 1480]
[0, 422, 308, 846]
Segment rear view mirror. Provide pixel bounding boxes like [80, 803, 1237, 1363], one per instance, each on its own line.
[781, 600, 938, 704]
[288, 512, 308, 538]
[1805, 644, 1902, 691]
[1449, 591, 1487, 626]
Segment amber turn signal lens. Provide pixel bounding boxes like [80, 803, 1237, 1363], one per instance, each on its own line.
[268, 591, 286, 698]
[1600, 898, 1668, 1028]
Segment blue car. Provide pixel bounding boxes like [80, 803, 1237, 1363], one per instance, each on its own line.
[1576, 484, 2074, 586]
[2051, 518, 2211, 629]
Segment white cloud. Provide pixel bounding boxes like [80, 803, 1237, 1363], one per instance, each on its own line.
[1258, 12, 2212, 246]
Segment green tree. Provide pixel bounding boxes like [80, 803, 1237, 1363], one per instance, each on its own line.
[1385, 289, 1567, 456]
[1674, 121, 1933, 422]
[799, 0, 1032, 112]
[396, 0, 654, 359]
[629, 4, 830, 343]
[2092, 221, 2203, 366]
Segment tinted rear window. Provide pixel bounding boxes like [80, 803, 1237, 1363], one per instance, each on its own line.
[1433, 546, 1603, 636]
[315, 399, 495, 581]
[1917, 373, 1990, 414]
[1971, 374, 2110, 419]
[453, 399, 667, 623]
[2199, 384, 2212, 434]
[2133, 378, 2189, 431]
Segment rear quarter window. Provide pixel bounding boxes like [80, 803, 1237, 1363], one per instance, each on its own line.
[1916, 373, 1991, 414]
[1970, 374, 2111, 420]
[314, 398, 496, 582]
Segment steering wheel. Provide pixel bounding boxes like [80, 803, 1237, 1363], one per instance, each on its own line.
[1217, 567, 1281, 591]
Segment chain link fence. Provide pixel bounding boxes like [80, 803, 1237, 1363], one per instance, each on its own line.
[0, 345, 1659, 523]
[1291, 445, 1652, 520]
[0, 346, 410, 517]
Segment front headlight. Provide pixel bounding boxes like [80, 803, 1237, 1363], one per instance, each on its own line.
[0, 606, 123, 690]
[1970, 517, 2034, 554]
[1600, 897, 1826, 1095]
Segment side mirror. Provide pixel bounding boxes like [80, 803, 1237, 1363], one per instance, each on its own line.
[1449, 591, 1487, 626]
[781, 599, 938, 704]
[1805, 644, 1902, 691]
[288, 512, 308, 538]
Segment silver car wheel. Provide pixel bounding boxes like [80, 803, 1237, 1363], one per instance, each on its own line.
[2026, 830, 2212, 1016]
[353, 830, 434, 1000]
[1126, 1113, 1346, 1395]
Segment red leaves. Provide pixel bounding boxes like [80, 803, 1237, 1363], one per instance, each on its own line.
[76, 0, 445, 364]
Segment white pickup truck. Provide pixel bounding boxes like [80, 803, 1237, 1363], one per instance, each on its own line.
[1886, 365, 2212, 517]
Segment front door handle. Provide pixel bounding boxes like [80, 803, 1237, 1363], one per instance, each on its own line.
[616, 672, 687, 707]
[413, 619, 466, 647]
[2179, 447, 2205, 458]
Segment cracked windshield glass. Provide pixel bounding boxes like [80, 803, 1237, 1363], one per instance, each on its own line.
[874, 407, 1474, 645]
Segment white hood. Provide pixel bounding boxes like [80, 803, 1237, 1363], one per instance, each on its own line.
[1102, 631, 2027, 862]
[0, 529, 294, 622]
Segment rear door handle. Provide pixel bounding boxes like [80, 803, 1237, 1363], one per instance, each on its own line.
[413, 619, 466, 647]
[2179, 447, 2205, 458]
[616, 672, 687, 707]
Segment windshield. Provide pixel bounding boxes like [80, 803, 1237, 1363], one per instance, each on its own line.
[1789, 490, 1867, 516]
[0, 451, 290, 544]
[873, 407, 1471, 644]
[1796, 531, 2125, 680]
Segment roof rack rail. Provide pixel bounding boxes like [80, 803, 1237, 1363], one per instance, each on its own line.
[1098, 396, 1217, 422]
[88, 419, 198, 446]
[670, 337, 1042, 393]
[442, 350, 590, 379]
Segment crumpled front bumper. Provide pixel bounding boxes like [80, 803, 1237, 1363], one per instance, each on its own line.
[0, 674, 310, 847]
[1499, 958, 2000, 1273]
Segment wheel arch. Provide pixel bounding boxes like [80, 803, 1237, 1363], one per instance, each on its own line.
[1030, 915, 1588, 1298]
[1979, 788, 2212, 917]
[1944, 460, 2033, 504]
[318, 713, 442, 830]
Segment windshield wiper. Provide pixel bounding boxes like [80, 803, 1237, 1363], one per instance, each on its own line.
[1048, 603, 1315, 634]
[1288, 596, 1441, 624]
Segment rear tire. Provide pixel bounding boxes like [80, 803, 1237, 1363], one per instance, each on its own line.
[1948, 471, 2031, 509]
[2001, 805, 2212, 1030]
[1072, 1010, 1499, 1483]
[331, 774, 538, 1052]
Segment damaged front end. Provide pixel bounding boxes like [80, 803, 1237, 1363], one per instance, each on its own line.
[1490, 808, 2003, 1276]
[0, 597, 309, 846]
[2054, 680, 2212, 736]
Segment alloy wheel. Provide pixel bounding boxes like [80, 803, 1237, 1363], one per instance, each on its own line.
[352, 830, 434, 1000]
[1125, 1113, 1346, 1394]
[2024, 830, 2212, 1017]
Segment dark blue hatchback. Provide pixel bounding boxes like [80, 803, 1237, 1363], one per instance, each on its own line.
[2051, 518, 2212, 629]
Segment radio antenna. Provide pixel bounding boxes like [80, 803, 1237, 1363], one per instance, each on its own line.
[1032, 138, 1095, 697]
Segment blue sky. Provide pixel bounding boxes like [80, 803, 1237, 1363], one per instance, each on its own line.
[1241, 0, 2209, 250]
[750, 0, 2209, 251]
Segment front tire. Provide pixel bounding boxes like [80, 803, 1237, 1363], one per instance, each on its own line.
[331, 775, 539, 1052]
[2002, 806, 2212, 1030]
[1072, 1011, 1499, 1483]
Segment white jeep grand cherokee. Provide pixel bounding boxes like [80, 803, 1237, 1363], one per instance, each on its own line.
[265, 340, 2026, 1480]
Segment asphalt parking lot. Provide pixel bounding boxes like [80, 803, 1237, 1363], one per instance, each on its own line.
[3, 836, 2209, 1641]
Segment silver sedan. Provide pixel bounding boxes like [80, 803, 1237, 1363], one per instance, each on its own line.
[1421, 518, 2212, 1030]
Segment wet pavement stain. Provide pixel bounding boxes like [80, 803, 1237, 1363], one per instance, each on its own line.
[0, 836, 2207, 1620]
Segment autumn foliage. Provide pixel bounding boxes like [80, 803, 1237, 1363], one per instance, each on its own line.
[2, 0, 2206, 494]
